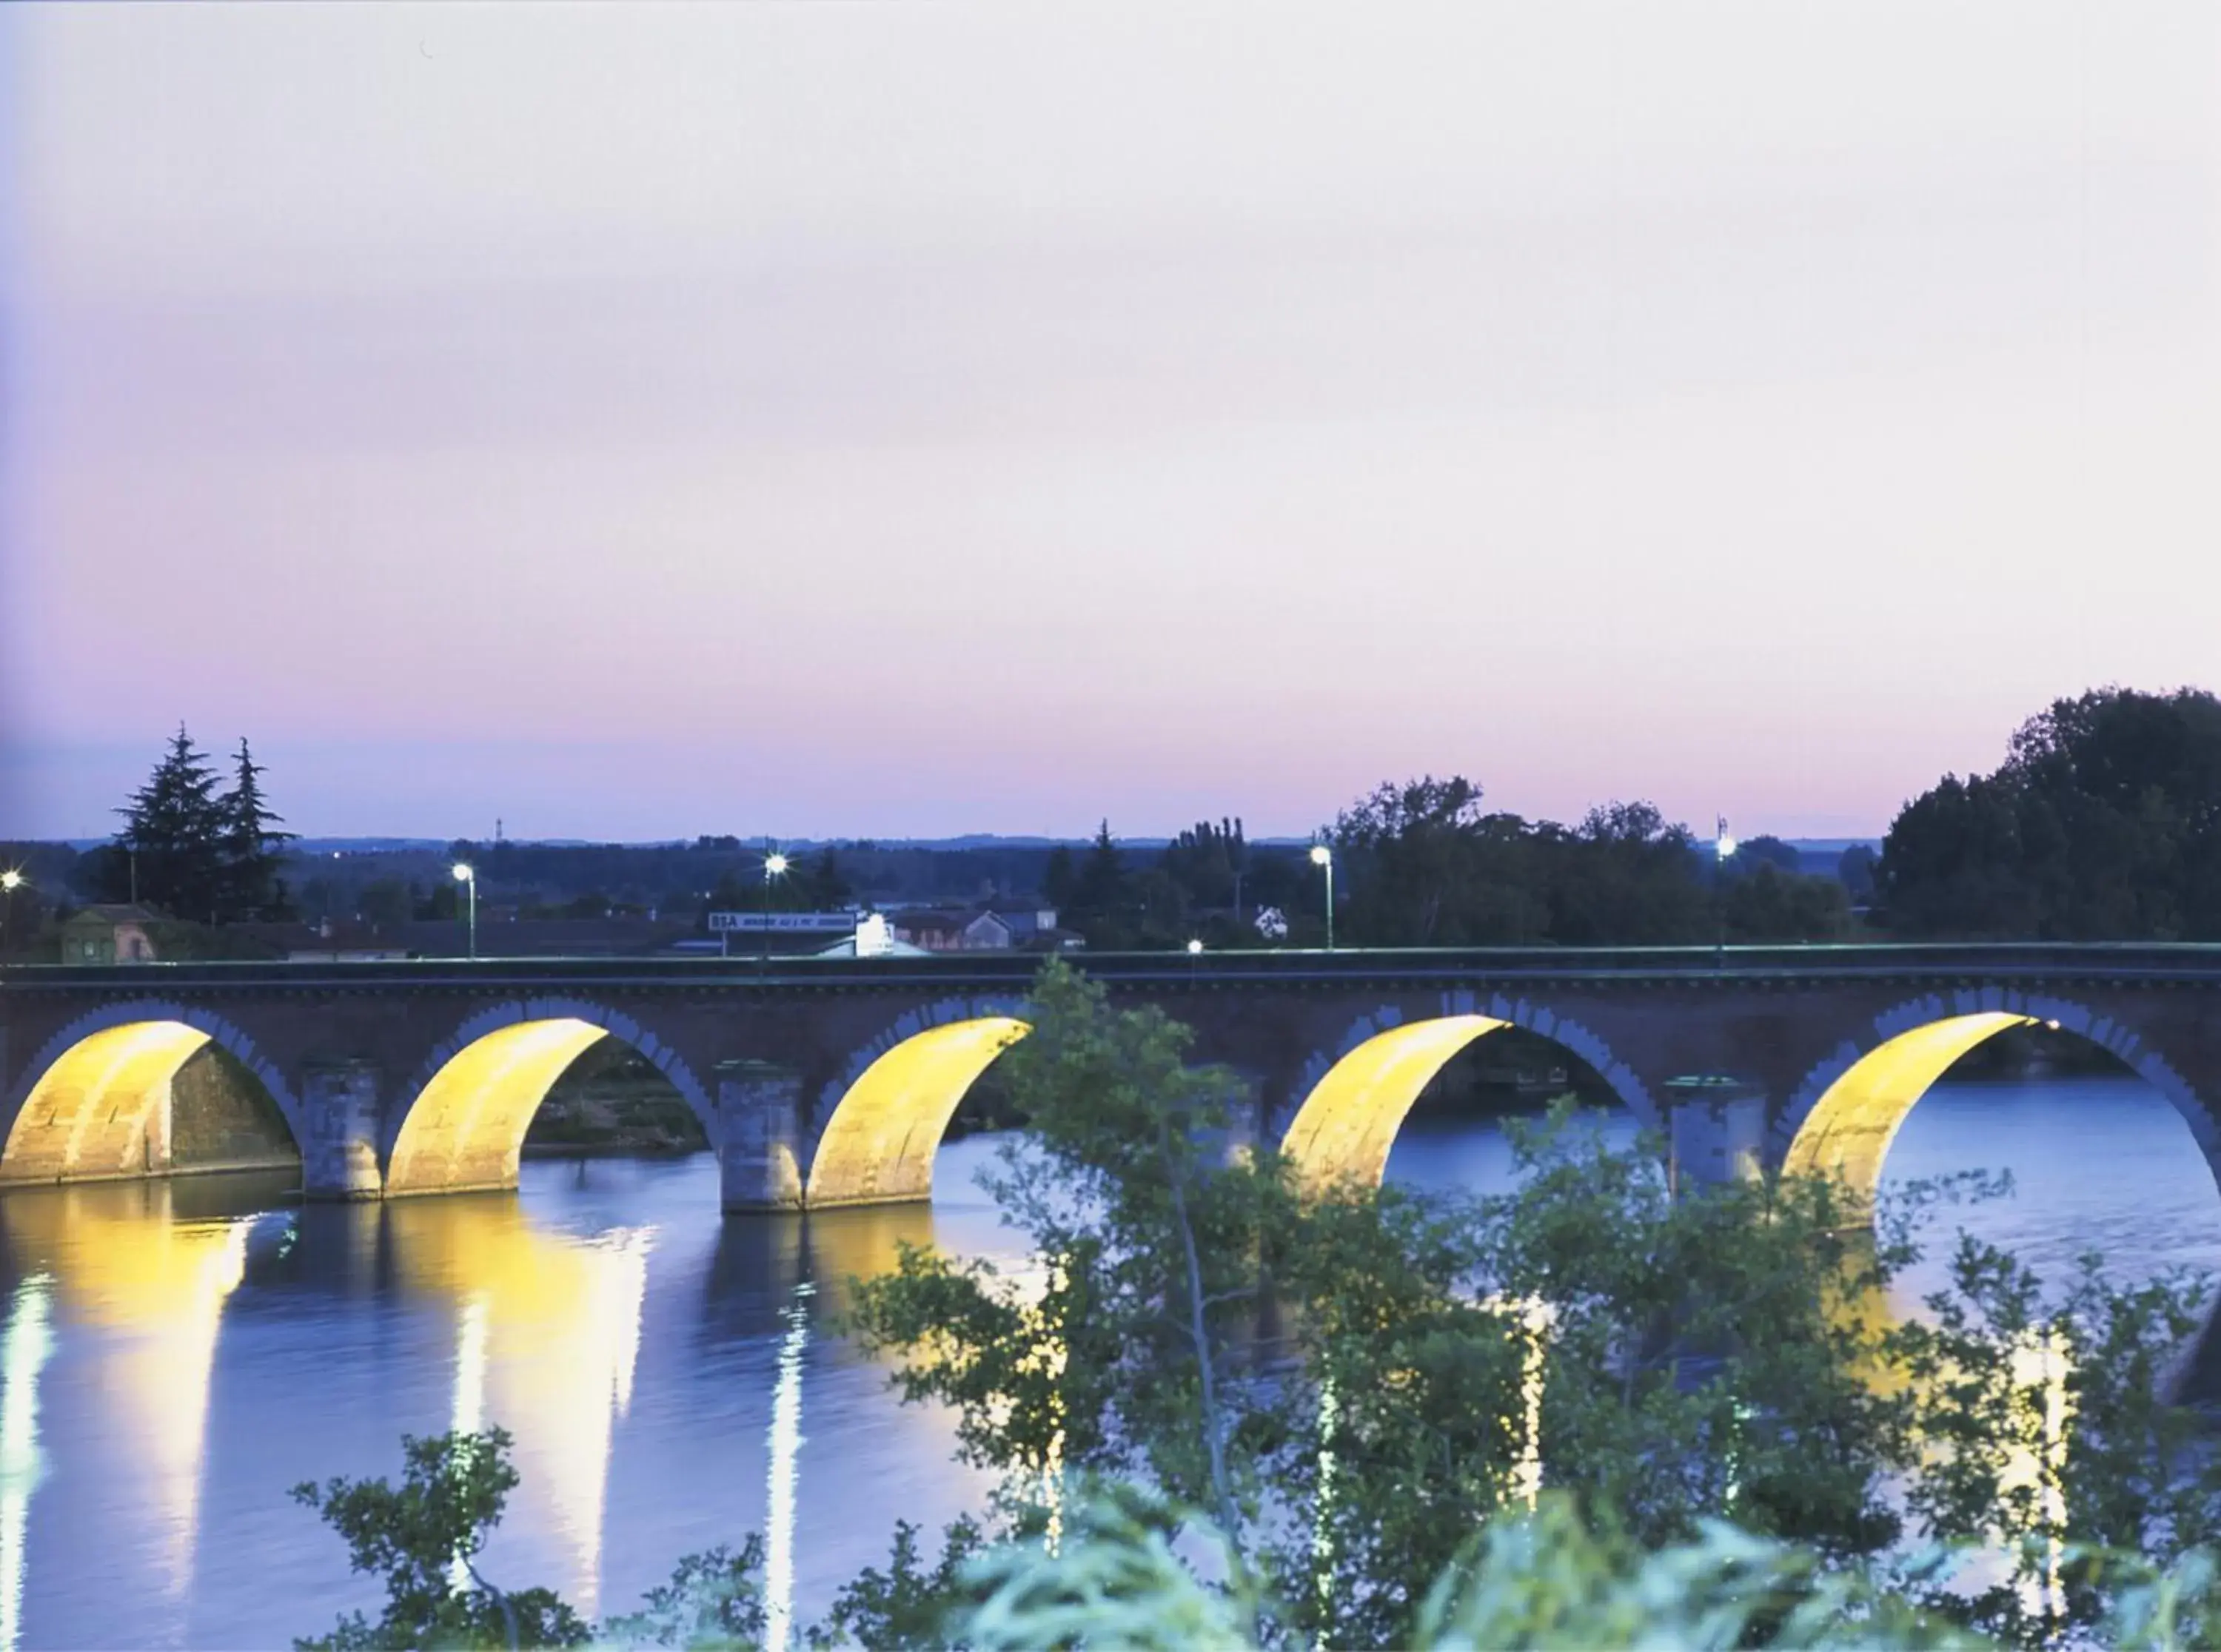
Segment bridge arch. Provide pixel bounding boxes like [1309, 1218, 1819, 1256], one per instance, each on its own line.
[806, 996, 1031, 1207]
[0, 1001, 305, 1185]
[387, 998, 716, 1198]
[1778, 990, 2221, 1206]
[1279, 993, 1658, 1189]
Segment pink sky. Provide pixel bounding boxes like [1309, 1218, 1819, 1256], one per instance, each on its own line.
[5, 3, 2220, 842]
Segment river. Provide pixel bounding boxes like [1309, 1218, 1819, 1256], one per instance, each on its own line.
[0, 1075, 2214, 1648]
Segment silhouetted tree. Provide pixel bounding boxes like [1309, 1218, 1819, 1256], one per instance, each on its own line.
[1734, 834, 1804, 876]
[113, 725, 227, 921]
[1722, 862, 1852, 943]
[218, 738, 294, 919]
[1042, 845, 1077, 916]
[802, 847, 854, 910]
[1066, 822, 1129, 930]
[1879, 688, 2221, 939]
[1544, 802, 1709, 945]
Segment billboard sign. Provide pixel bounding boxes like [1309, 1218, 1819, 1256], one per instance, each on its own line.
[706, 910, 857, 933]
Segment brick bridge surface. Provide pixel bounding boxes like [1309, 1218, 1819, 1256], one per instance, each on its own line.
[4, 945, 2219, 1209]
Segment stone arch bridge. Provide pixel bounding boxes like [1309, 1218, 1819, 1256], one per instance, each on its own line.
[3, 946, 2219, 1215]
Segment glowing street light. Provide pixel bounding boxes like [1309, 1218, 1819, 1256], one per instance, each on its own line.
[0, 869, 22, 957]
[1712, 819, 1735, 965]
[452, 862, 478, 960]
[1310, 843, 1336, 953]
[760, 849, 790, 964]
[1186, 938, 1205, 956]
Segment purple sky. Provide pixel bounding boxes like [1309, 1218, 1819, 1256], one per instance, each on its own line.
[5, 4, 2220, 843]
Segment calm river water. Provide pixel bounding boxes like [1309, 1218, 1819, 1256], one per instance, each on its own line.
[1, 1076, 2216, 1648]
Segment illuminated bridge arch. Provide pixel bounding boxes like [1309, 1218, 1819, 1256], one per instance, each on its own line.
[806, 996, 1031, 1207]
[1779, 990, 2221, 1206]
[387, 998, 715, 1198]
[1279, 993, 1658, 1189]
[0, 1001, 304, 1186]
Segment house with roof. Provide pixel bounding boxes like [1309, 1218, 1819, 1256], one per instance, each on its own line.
[58, 904, 160, 965]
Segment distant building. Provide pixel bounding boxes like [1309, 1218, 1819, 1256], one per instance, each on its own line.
[988, 906, 1059, 944]
[59, 905, 159, 965]
[814, 913, 931, 960]
[890, 905, 1070, 953]
[890, 910, 977, 951]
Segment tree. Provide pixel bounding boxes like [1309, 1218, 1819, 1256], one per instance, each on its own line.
[1333, 775, 1497, 944]
[1059, 822, 1136, 944]
[1723, 862, 1853, 943]
[1042, 845, 1077, 916]
[1542, 802, 1710, 944]
[358, 878, 414, 929]
[113, 725, 228, 921]
[292, 1428, 589, 1649]
[845, 958, 1281, 1636]
[1879, 688, 2221, 941]
[800, 847, 854, 911]
[603, 1542, 768, 1649]
[949, 1488, 1999, 1651]
[218, 737, 293, 920]
[1738, 834, 1806, 874]
[841, 963, 1911, 1645]
[841, 960, 2221, 1650]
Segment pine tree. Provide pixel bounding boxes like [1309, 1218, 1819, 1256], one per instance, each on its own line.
[116, 725, 227, 921]
[218, 737, 294, 921]
[1068, 820, 1130, 935]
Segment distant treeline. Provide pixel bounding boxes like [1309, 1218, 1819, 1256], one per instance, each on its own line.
[8, 685, 2219, 953]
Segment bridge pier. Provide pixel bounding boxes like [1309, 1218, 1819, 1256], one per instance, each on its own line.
[1666, 1077, 1766, 1194]
[719, 1060, 805, 1212]
[300, 1059, 384, 1201]
[1207, 1066, 1277, 1171]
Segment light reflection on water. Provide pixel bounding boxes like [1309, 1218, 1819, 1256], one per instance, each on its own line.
[0, 1084, 2208, 1648]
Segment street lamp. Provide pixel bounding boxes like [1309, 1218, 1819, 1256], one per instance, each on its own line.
[1186, 937, 1204, 955]
[0, 869, 22, 957]
[452, 862, 478, 960]
[1712, 819, 1737, 964]
[760, 850, 790, 964]
[1310, 843, 1336, 952]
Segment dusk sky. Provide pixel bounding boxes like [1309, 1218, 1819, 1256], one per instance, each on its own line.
[4, 3, 2218, 843]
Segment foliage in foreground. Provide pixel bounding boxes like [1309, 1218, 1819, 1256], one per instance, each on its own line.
[290, 1427, 588, 1650]
[295, 1434, 2221, 1651]
[297, 958, 2221, 1648]
[839, 958, 2221, 1648]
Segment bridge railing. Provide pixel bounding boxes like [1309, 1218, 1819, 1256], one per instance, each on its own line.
[9, 940, 2221, 991]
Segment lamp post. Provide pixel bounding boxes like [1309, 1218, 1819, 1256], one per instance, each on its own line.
[1310, 843, 1335, 952]
[760, 850, 789, 964]
[1, 869, 21, 957]
[1712, 818, 1738, 964]
[452, 862, 477, 960]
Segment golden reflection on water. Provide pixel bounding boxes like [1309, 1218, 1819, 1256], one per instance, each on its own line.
[763, 1278, 811, 1652]
[0, 1275, 54, 1652]
[1826, 1238, 2073, 1612]
[383, 1195, 654, 1619]
[0, 1183, 257, 1608]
